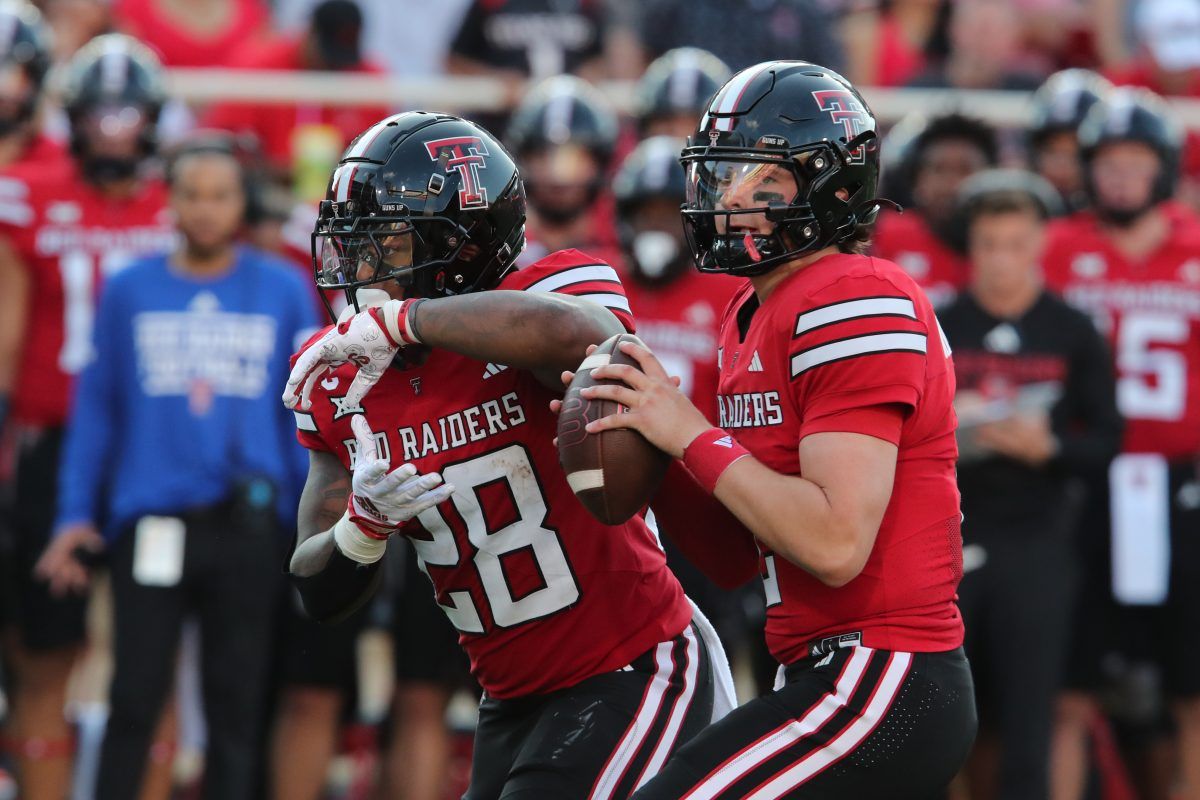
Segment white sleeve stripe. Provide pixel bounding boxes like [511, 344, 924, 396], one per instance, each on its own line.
[790, 332, 927, 377]
[575, 291, 632, 315]
[525, 264, 620, 293]
[293, 411, 318, 432]
[0, 203, 33, 226]
[794, 297, 916, 336]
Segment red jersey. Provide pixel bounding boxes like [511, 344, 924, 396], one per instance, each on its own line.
[716, 253, 963, 662]
[1043, 204, 1200, 459]
[0, 161, 175, 428]
[621, 269, 744, 423]
[870, 209, 967, 309]
[114, 0, 267, 67]
[11, 134, 66, 168]
[292, 250, 691, 698]
[202, 38, 389, 169]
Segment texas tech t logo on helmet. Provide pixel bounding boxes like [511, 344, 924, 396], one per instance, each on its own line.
[424, 135, 490, 209]
[811, 89, 871, 164]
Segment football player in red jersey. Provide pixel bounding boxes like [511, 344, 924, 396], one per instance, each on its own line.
[1027, 69, 1112, 213]
[1042, 87, 1200, 800]
[0, 34, 176, 799]
[871, 113, 998, 308]
[563, 61, 977, 798]
[282, 111, 733, 799]
[505, 75, 622, 265]
[0, 2, 61, 176]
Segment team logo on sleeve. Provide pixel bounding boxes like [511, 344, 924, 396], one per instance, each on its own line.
[424, 136, 490, 209]
[811, 90, 871, 165]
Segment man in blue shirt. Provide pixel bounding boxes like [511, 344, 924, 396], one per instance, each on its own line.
[35, 139, 318, 800]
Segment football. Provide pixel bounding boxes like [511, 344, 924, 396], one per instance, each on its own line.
[557, 333, 670, 525]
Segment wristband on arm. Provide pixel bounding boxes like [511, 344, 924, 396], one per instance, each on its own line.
[370, 298, 424, 347]
[332, 494, 396, 564]
[682, 427, 752, 494]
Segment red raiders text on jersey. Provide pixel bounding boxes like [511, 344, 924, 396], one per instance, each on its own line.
[291, 250, 691, 698]
[1043, 204, 1200, 460]
[715, 253, 964, 663]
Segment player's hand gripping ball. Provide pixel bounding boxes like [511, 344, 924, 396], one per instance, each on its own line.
[557, 333, 670, 525]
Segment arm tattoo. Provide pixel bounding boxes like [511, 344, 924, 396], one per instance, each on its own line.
[298, 451, 351, 541]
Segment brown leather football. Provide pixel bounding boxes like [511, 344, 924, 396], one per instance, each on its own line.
[557, 333, 670, 525]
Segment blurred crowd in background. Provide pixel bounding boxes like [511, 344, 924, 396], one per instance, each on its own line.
[0, 0, 1199, 799]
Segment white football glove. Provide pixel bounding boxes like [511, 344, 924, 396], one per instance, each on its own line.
[283, 298, 424, 412]
[333, 415, 455, 563]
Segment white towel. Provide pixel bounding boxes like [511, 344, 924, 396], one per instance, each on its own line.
[688, 597, 737, 722]
[1110, 453, 1171, 605]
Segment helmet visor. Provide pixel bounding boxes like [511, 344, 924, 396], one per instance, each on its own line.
[314, 221, 416, 290]
[685, 157, 800, 223]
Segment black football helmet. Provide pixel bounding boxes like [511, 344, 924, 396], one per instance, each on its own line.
[313, 111, 526, 316]
[0, 1, 50, 136]
[1079, 87, 1183, 226]
[505, 75, 618, 223]
[634, 47, 731, 133]
[679, 61, 884, 276]
[62, 34, 165, 181]
[1029, 69, 1112, 150]
[613, 135, 690, 285]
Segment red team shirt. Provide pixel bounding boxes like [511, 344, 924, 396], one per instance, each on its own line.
[870, 209, 968, 308]
[714, 253, 964, 663]
[1043, 203, 1200, 460]
[0, 159, 176, 427]
[293, 250, 692, 698]
[622, 269, 744, 423]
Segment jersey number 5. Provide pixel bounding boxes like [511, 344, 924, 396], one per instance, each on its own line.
[410, 444, 581, 633]
[1117, 312, 1188, 421]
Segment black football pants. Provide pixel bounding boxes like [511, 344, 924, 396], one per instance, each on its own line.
[634, 646, 976, 799]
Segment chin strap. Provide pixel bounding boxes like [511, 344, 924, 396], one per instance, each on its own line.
[863, 197, 903, 214]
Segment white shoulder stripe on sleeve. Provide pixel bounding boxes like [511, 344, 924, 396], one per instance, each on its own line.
[575, 291, 632, 315]
[0, 202, 33, 227]
[526, 264, 620, 293]
[294, 411, 318, 432]
[794, 297, 916, 336]
[790, 331, 927, 377]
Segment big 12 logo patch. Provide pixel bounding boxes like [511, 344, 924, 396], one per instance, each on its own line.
[811, 90, 872, 165]
[424, 135, 491, 209]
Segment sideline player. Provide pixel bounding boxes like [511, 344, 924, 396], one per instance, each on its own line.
[563, 61, 977, 798]
[282, 111, 731, 799]
[0, 2, 60, 177]
[0, 34, 176, 799]
[1042, 87, 1200, 800]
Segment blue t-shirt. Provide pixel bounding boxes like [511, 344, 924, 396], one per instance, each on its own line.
[55, 246, 321, 539]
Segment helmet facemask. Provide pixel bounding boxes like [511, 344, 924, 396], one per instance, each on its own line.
[313, 205, 475, 318]
[681, 133, 877, 277]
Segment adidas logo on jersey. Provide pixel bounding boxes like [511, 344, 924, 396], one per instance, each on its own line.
[482, 363, 508, 379]
[748, 351, 764, 372]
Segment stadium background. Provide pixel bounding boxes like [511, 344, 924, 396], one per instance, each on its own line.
[0, 0, 1198, 798]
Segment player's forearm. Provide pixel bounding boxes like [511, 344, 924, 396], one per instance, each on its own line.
[0, 241, 29, 397]
[290, 451, 381, 622]
[712, 458, 873, 588]
[412, 290, 624, 373]
[290, 531, 383, 623]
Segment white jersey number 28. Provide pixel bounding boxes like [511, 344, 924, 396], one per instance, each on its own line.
[410, 444, 580, 633]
